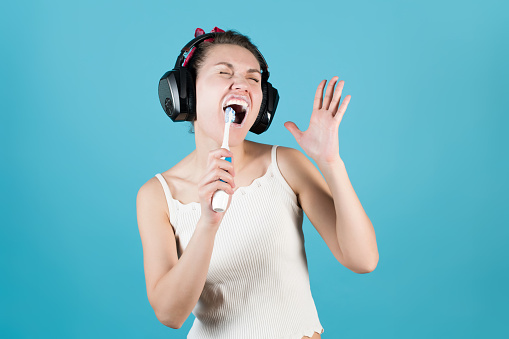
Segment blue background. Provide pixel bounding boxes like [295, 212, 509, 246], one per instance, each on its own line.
[1, 0, 508, 338]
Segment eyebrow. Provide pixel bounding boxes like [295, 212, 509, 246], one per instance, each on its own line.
[215, 62, 261, 75]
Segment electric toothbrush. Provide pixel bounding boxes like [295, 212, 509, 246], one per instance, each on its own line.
[212, 107, 236, 212]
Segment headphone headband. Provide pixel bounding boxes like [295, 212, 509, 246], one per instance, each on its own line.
[175, 32, 270, 81]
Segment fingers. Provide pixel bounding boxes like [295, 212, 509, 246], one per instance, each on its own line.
[334, 94, 351, 123]
[284, 121, 303, 142]
[207, 148, 235, 177]
[322, 76, 339, 110]
[199, 177, 235, 198]
[314, 77, 348, 113]
[198, 177, 234, 217]
[201, 163, 235, 188]
[329, 79, 345, 114]
[313, 80, 327, 110]
[317, 77, 350, 120]
[198, 149, 236, 201]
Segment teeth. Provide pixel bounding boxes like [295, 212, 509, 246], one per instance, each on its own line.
[223, 99, 248, 111]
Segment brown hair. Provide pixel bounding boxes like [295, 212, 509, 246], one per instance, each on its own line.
[185, 30, 265, 81]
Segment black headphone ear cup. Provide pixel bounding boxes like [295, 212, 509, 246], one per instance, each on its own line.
[250, 82, 278, 134]
[265, 82, 279, 120]
[185, 69, 196, 120]
[158, 69, 181, 121]
[163, 67, 195, 122]
[250, 82, 269, 134]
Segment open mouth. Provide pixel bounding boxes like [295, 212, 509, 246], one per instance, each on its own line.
[222, 96, 249, 126]
[226, 104, 246, 124]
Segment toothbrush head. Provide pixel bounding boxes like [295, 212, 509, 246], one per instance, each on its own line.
[225, 107, 236, 123]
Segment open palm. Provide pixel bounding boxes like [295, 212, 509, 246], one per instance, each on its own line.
[285, 77, 351, 164]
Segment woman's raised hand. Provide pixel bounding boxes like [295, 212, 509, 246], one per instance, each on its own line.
[284, 77, 351, 164]
[197, 148, 236, 228]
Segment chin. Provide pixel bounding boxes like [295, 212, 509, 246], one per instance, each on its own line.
[230, 128, 252, 144]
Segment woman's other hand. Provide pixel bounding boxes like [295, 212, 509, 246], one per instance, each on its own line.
[284, 76, 351, 165]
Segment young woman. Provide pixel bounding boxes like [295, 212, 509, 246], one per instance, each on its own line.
[137, 28, 379, 339]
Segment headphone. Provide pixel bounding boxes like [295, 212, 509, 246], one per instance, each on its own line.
[158, 32, 279, 134]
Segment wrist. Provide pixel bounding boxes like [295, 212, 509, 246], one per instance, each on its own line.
[315, 154, 344, 169]
[196, 217, 221, 235]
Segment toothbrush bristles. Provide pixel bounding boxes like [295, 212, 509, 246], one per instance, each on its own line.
[225, 107, 236, 123]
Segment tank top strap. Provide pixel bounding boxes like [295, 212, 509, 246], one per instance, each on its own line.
[270, 145, 299, 201]
[271, 144, 278, 165]
[154, 173, 178, 225]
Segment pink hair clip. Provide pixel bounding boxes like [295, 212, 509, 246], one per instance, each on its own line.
[183, 27, 225, 67]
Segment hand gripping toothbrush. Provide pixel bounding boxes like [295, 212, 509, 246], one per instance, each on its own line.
[212, 107, 236, 212]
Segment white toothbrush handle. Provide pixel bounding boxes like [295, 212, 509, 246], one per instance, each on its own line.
[212, 152, 231, 212]
[212, 187, 229, 212]
[212, 121, 232, 213]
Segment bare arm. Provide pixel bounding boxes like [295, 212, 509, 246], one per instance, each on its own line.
[284, 77, 378, 273]
[279, 147, 378, 273]
[136, 149, 235, 328]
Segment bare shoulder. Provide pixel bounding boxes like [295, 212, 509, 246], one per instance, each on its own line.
[276, 146, 310, 167]
[137, 176, 170, 220]
[275, 146, 319, 195]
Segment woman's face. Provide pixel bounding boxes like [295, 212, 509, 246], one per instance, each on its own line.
[194, 44, 263, 146]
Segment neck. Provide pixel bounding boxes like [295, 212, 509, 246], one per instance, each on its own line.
[192, 125, 250, 179]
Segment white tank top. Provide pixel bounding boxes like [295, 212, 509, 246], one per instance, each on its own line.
[155, 145, 324, 338]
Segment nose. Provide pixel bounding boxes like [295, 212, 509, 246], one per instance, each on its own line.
[231, 74, 249, 91]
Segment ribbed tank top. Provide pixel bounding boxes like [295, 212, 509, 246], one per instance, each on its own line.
[155, 145, 324, 339]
